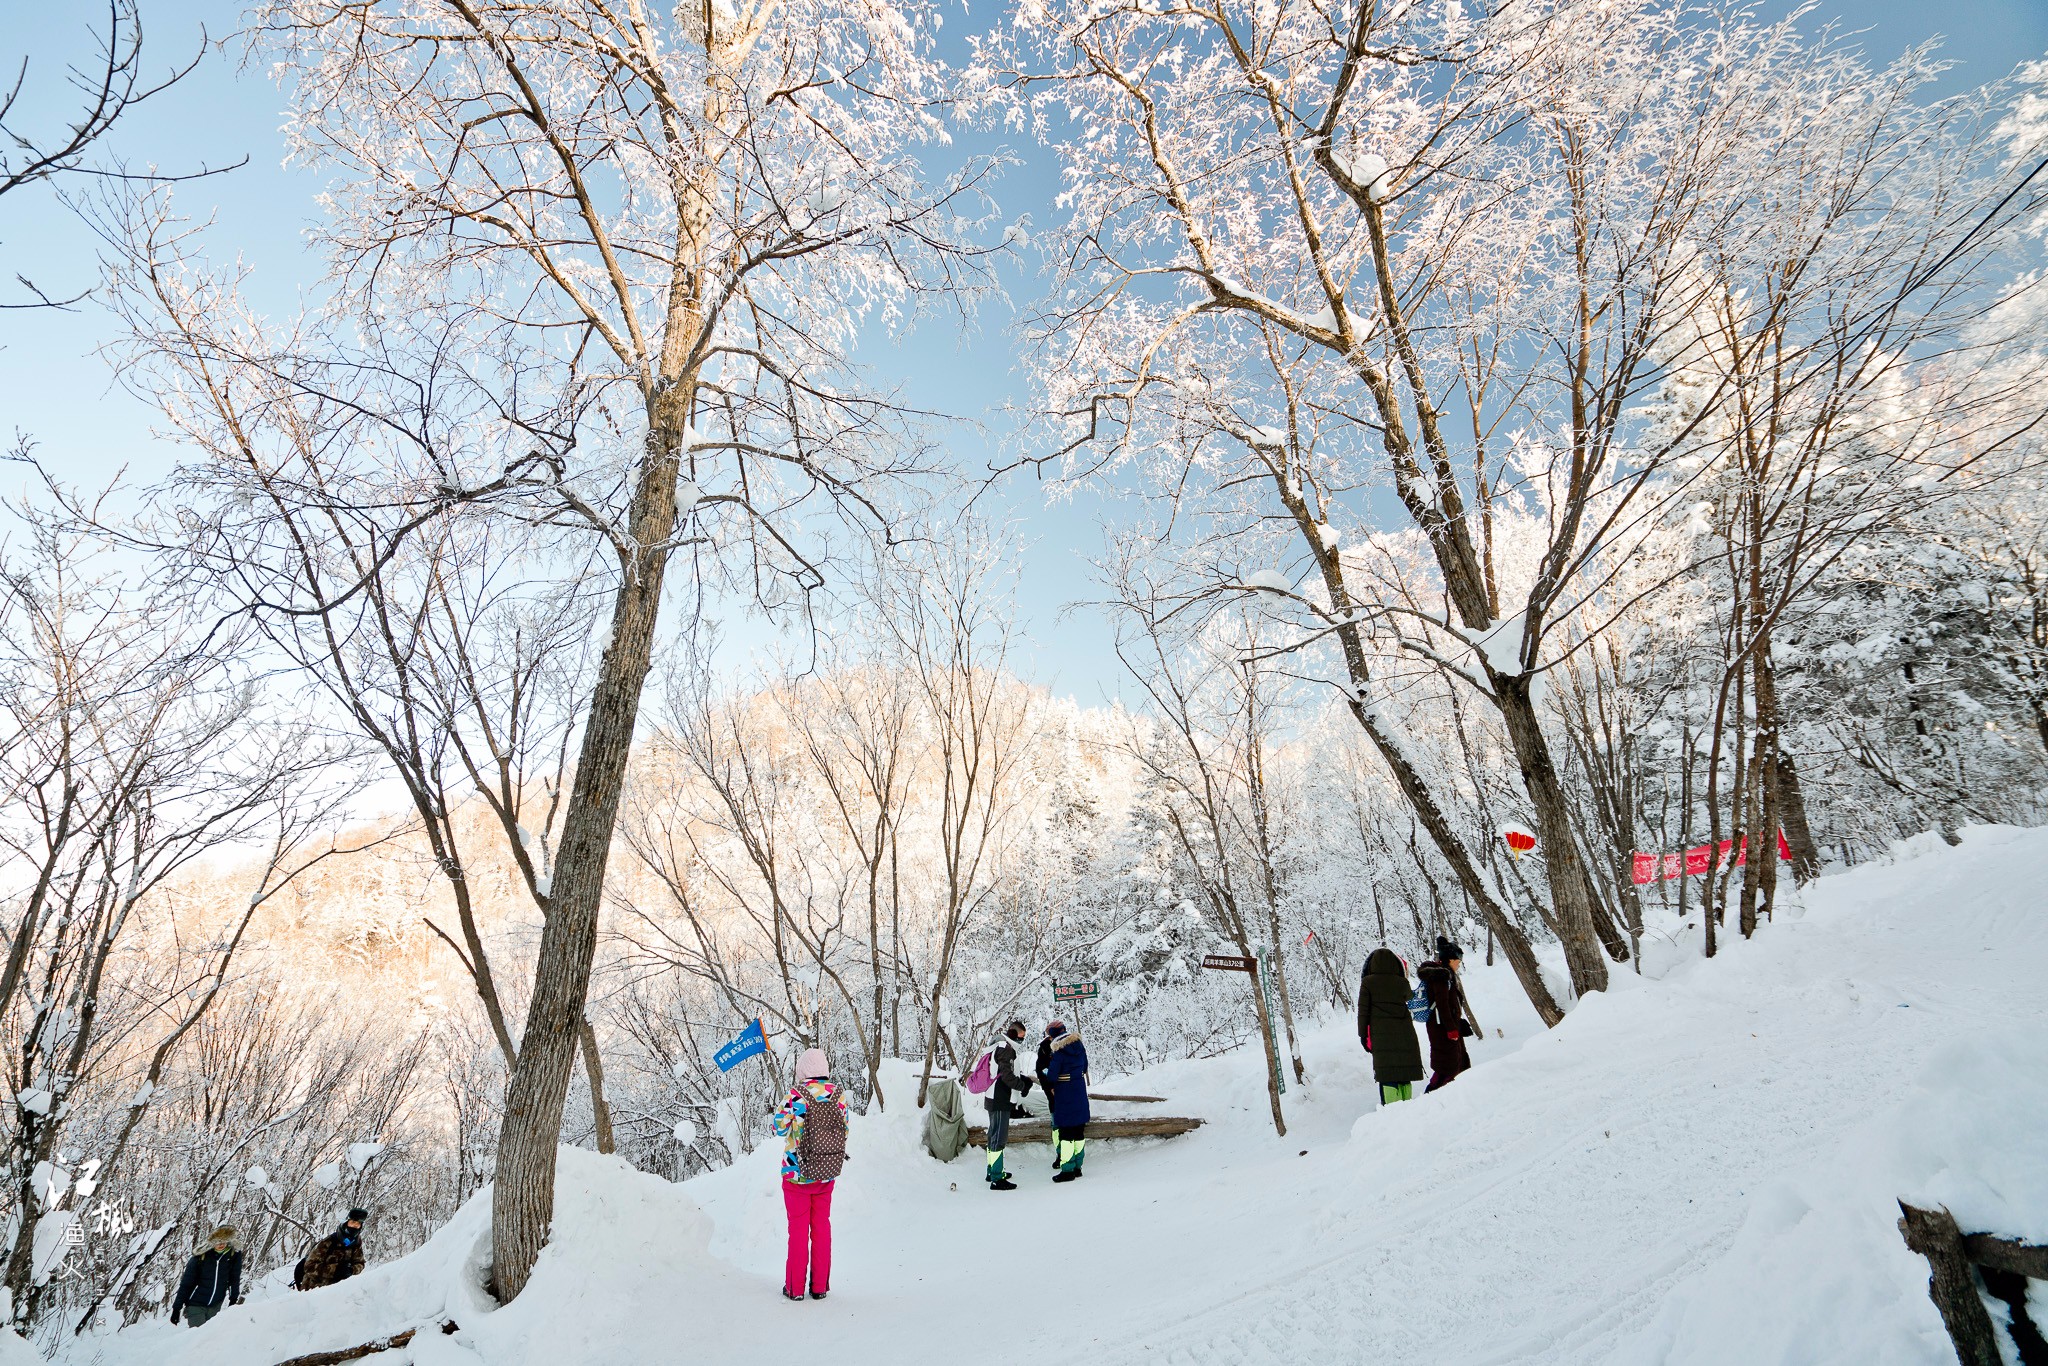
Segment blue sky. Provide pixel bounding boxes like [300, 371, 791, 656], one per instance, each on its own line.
[2, 0, 2044, 706]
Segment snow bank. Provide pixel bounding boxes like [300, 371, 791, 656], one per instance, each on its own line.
[66, 826, 2048, 1366]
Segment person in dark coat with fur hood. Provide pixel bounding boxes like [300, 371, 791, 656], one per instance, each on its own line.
[294, 1208, 368, 1290]
[1042, 1020, 1090, 1182]
[170, 1225, 242, 1326]
[1418, 937, 1477, 1092]
[1357, 948, 1424, 1105]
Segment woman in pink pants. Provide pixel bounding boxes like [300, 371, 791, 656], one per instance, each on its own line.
[771, 1048, 847, 1301]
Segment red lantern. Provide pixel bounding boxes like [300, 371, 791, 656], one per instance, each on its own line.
[1503, 828, 1536, 859]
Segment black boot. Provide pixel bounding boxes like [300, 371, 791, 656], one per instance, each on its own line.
[990, 1178, 1017, 1191]
[1052, 1169, 1079, 1184]
[782, 1288, 804, 1302]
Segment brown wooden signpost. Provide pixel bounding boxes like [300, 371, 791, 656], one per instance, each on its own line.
[1201, 954, 1256, 973]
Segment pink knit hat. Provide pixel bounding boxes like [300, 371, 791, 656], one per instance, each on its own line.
[796, 1048, 830, 1081]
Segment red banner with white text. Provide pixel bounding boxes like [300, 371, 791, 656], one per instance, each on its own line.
[1631, 831, 1792, 887]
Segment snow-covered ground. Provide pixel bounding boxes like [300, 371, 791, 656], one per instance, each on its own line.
[54, 825, 2048, 1365]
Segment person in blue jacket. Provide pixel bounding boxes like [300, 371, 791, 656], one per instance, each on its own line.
[1044, 1021, 1090, 1182]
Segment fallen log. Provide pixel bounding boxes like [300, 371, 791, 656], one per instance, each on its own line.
[1087, 1093, 1166, 1103]
[966, 1116, 1203, 1147]
[273, 1321, 457, 1366]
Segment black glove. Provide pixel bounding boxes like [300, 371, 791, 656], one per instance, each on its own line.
[1460, 1020, 1476, 1039]
[170, 1310, 181, 1325]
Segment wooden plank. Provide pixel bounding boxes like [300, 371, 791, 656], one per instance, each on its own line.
[966, 1116, 1204, 1147]
[1087, 1093, 1167, 1103]
[1899, 1202, 2003, 1366]
[1964, 1232, 2048, 1280]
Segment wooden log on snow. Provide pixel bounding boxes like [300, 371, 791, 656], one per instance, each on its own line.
[272, 1321, 456, 1366]
[1087, 1092, 1167, 1103]
[966, 1116, 1203, 1147]
[1963, 1231, 2048, 1280]
[1898, 1203, 2003, 1366]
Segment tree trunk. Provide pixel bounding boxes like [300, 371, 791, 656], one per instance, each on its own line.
[1495, 677, 1617, 994]
[1313, 523, 1565, 1024]
[275, 1324, 457, 1366]
[1745, 639, 1784, 937]
[966, 1116, 1203, 1145]
[490, 397, 689, 1303]
[579, 1020, 615, 1156]
[1774, 749, 1822, 885]
[1248, 958, 1288, 1137]
[915, 944, 959, 1110]
[1243, 702, 1306, 1084]
[1347, 696, 1564, 1027]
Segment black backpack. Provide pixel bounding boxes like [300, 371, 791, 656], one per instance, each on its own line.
[797, 1088, 846, 1182]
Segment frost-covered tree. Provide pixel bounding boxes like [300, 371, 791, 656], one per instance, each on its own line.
[977, 0, 2048, 994]
[97, 0, 1009, 1298]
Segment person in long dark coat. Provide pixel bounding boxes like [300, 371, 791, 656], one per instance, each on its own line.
[1418, 937, 1476, 1092]
[1043, 1021, 1090, 1182]
[1357, 948, 1424, 1105]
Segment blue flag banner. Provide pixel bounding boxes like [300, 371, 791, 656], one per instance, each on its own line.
[714, 1018, 768, 1073]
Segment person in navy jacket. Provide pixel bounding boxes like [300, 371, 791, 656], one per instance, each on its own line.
[171, 1226, 242, 1326]
[1044, 1021, 1090, 1182]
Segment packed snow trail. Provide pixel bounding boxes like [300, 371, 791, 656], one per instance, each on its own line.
[70, 827, 2048, 1366]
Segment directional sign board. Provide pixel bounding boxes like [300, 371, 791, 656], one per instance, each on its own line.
[1053, 981, 1099, 1001]
[1201, 954, 1257, 973]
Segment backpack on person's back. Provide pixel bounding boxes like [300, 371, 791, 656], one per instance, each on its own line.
[965, 1047, 997, 1095]
[798, 1086, 847, 1182]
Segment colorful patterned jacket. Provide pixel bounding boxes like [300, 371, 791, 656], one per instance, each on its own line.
[771, 1079, 848, 1184]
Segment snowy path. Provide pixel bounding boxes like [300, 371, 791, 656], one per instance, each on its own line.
[84, 827, 2048, 1366]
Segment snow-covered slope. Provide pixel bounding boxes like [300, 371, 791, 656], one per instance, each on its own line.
[74, 826, 2048, 1366]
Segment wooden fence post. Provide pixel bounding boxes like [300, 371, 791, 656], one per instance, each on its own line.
[1898, 1202, 2003, 1366]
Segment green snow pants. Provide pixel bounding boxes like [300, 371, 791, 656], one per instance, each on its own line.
[1056, 1126, 1086, 1174]
[1379, 1082, 1413, 1105]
